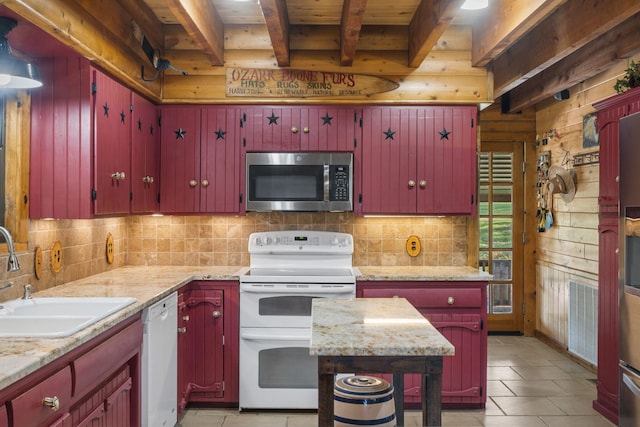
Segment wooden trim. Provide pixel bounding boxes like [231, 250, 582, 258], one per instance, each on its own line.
[259, 0, 290, 67]
[340, 0, 367, 66]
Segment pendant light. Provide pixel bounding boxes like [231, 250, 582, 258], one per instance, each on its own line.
[0, 17, 42, 89]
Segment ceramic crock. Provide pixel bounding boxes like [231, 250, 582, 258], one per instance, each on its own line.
[334, 376, 396, 426]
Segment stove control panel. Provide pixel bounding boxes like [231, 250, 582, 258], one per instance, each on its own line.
[249, 230, 353, 254]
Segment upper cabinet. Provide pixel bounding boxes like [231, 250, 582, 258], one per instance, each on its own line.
[241, 106, 359, 152]
[130, 93, 160, 214]
[30, 57, 159, 219]
[159, 106, 241, 214]
[360, 106, 477, 215]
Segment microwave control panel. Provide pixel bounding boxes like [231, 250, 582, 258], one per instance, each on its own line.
[330, 165, 350, 201]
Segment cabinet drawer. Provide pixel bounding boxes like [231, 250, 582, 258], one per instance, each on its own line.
[11, 366, 72, 427]
[361, 287, 482, 309]
[73, 320, 142, 395]
[0, 403, 7, 427]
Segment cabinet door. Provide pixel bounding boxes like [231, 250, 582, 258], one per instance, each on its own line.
[92, 68, 132, 215]
[299, 106, 358, 152]
[177, 287, 192, 413]
[75, 403, 105, 427]
[130, 93, 159, 213]
[361, 106, 418, 214]
[30, 57, 93, 219]
[0, 404, 7, 427]
[104, 378, 133, 427]
[48, 412, 72, 427]
[200, 107, 241, 213]
[416, 106, 477, 215]
[160, 106, 202, 213]
[182, 285, 225, 400]
[242, 106, 301, 151]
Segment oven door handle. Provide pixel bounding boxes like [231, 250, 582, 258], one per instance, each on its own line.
[241, 333, 310, 342]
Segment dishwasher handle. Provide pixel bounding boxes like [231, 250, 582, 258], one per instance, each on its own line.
[623, 372, 640, 398]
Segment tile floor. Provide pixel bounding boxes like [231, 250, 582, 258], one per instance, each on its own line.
[178, 335, 615, 427]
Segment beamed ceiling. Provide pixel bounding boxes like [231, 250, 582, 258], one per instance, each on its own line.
[3, 0, 640, 110]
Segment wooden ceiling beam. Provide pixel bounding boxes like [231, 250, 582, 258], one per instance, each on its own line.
[471, 0, 565, 67]
[260, 0, 290, 67]
[408, 0, 464, 68]
[340, 0, 368, 66]
[492, 0, 640, 98]
[165, 0, 224, 65]
[506, 13, 640, 113]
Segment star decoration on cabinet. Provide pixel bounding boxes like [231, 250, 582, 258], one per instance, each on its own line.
[120, 111, 126, 124]
[103, 103, 110, 117]
[214, 128, 226, 140]
[322, 113, 333, 125]
[439, 128, 451, 140]
[267, 112, 279, 125]
[384, 127, 396, 140]
[174, 128, 187, 139]
[137, 118, 143, 131]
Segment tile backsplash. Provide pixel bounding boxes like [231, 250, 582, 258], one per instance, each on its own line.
[0, 213, 469, 301]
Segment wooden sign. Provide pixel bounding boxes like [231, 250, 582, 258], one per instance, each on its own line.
[226, 67, 399, 98]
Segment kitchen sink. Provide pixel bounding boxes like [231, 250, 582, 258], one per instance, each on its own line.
[0, 297, 136, 338]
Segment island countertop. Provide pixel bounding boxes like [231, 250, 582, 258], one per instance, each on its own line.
[310, 297, 454, 357]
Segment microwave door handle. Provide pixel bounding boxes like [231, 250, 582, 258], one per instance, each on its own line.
[324, 164, 330, 202]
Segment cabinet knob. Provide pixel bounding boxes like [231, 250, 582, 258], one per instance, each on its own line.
[291, 126, 298, 133]
[111, 172, 125, 180]
[42, 396, 60, 411]
[142, 176, 154, 184]
[616, 248, 620, 254]
[419, 180, 427, 188]
[447, 296, 455, 305]
[202, 179, 210, 187]
[178, 327, 187, 334]
[189, 180, 198, 188]
[212, 310, 221, 318]
[616, 176, 620, 183]
[303, 127, 309, 133]
[408, 180, 416, 188]
[183, 315, 190, 321]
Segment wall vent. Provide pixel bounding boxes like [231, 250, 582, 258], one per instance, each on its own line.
[568, 280, 598, 365]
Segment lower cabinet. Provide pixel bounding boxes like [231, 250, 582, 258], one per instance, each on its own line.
[177, 281, 239, 415]
[0, 315, 142, 427]
[357, 281, 487, 408]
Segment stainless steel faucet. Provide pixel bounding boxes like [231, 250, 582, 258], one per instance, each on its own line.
[0, 226, 20, 272]
[22, 284, 33, 299]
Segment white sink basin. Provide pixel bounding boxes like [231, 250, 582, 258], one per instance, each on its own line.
[0, 297, 136, 338]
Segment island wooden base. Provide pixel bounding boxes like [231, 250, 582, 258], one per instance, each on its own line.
[317, 355, 443, 427]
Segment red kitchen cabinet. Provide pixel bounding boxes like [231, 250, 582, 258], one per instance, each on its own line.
[30, 57, 157, 218]
[591, 86, 640, 424]
[160, 106, 241, 214]
[92, 68, 132, 215]
[360, 106, 477, 215]
[177, 281, 239, 415]
[130, 93, 160, 213]
[0, 316, 142, 427]
[357, 281, 488, 408]
[241, 106, 359, 152]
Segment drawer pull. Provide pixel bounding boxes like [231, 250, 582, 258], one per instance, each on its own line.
[42, 396, 60, 411]
[212, 310, 221, 318]
[447, 296, 455, 305]
[182, 315, 190, 321]
[178, 327, 186, 334]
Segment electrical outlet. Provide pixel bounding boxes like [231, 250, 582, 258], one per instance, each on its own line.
[406, 235, 421, 257]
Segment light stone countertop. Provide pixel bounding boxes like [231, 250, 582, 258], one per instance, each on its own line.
[310, 297, 455, 357]
[0, 264, 484, 392]
[356, 266, 492, 282]
[0, 265, 242, 391]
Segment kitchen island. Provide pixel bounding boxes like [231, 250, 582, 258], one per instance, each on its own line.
[311, 297, 454, 427]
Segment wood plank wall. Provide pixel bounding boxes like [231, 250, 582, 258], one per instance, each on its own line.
[534, 54, 640, 347]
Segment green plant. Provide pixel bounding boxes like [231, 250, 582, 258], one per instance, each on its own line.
[614, 60, 640, 94]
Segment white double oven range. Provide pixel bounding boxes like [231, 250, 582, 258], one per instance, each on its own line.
[238, 230, 356, 410]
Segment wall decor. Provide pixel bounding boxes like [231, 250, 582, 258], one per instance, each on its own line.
[583, 113, 599, 148]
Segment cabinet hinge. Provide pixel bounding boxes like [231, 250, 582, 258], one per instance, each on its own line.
[241, 112, 247, 128]
[522, 231, 526, 244]
[130, 192, 133, 201]
[480, 386, 483, 396]
[354, 137, 357, 148]
[522, 161, 526, 174]
[157, 115, 162, 128]
[91, 82, 97, 95]
[353, 111, 357, 123]
[91, 189, 97, 201]
[480, 320, 484, 330]
[243, 137, 246, 147]
[471, 118, 475, 128]
[222, 335, 225, 346]
[471, 194, 474, 205]
[239, 193, 243, 204]
[359, 116, 363, 128]
[130, 103, 134, 112]
[522, 303, 526, 315]
[358, 193, 362, 204]
[157, 193, 161, 204]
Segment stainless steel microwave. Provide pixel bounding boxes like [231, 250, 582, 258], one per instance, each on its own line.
[245, 152, 353, 212]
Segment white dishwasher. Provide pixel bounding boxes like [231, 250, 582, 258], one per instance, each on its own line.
[142, 292, 177, 427]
